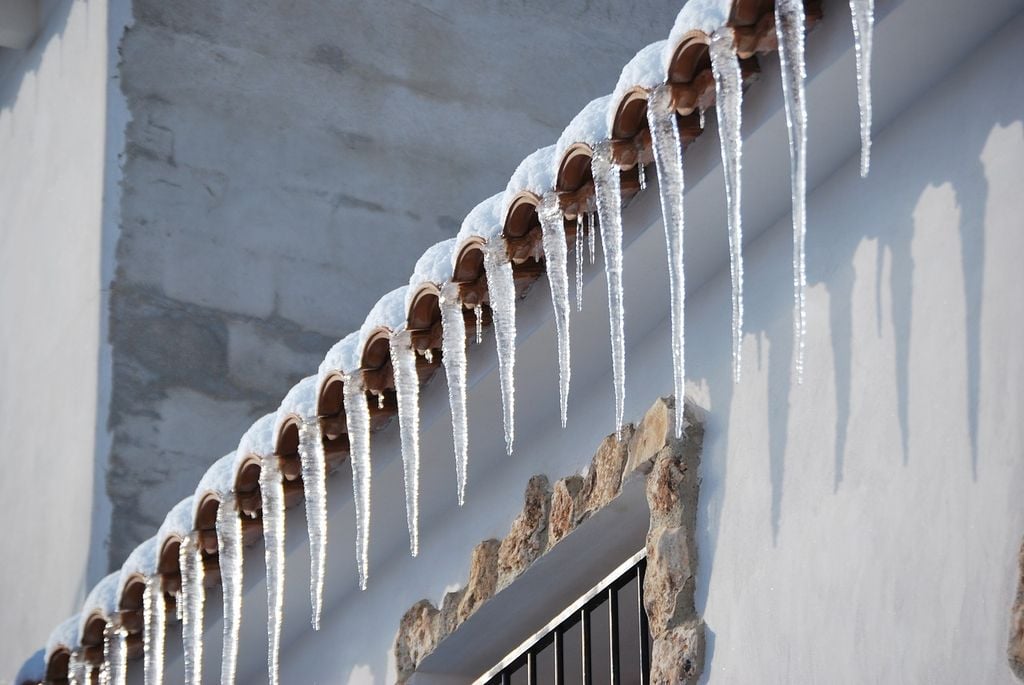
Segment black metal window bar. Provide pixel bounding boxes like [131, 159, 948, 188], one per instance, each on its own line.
[480, 553, 652, 685]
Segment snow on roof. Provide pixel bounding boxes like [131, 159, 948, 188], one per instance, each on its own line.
[319, 330, 362, 384]
[454, 193, 504, 252]
[662, 0, 732, 73]
[608, 40, 668, 133]
[406, 238, 457, 310]
[276, 374, 319, 433]
[118, 536, 159, 597]
[157, 495, 196, 546]
[78, 572, 121, 638]
[360, 286, 409, 342]
[555, 95, 614, 168]
[236, 413, 277, 462]
[501, 146, 557, 221]
[192, 452, 238, 520]
[15, 648, 45, 684]
[45, 614, 80, 661]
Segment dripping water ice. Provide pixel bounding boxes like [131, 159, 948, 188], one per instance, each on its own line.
[538, 194, 572, 427]
[259, 453, 285, 685]
[591, 142, 627, 436]
[143, 575, 165, 685]
[297, 418, 328, 628]
[849, 0, 874, 176]
[389, 329, 421, 556]
[473, 304, 483, 344]
[216, 493, 244, 682]
[775, 0, 809, 382]
[575, 214, 584, 312]
[179, 533, 205, 685]
[484, 243, 518, 455]
[440, 284, 469, 504]
[342, 374, 372, 590]
[710, 28, 745, 383]
[637, 157, 646, 191]
[104, 625, 127, 685]
[586, 211, 596, 265]
[647, 83, 687, 439]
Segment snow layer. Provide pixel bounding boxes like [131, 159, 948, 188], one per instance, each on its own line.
[454, 193, 504, 251]
[45, 614, 81, 661]
[118, 536, 159, 597]
[555, 95, 614, 169]
[661, 0, 733, 73]
[191, 452, 238, 521]
[608, 41, 667, 133]
[500, 146, 557, 223]
[276, 374, 318, 434]
[406, 239, 457, 312]
[15, 648, 45, 683]
[320, 331, 362, 382]
[237, 413, 277, 464]
[157, 496, 196, 549]
[78, 572, 121, 639]
[359, 287, 409, 344]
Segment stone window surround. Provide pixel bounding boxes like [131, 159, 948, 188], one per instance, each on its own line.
[394, 395, 706, 684]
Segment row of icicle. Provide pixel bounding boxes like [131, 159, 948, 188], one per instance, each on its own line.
[64, 2, 875, 683]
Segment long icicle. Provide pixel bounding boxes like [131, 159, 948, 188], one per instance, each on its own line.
[591, 142, 627, 437]
[710, 28, 745, 383]
[849, 0, 874, 176]
[647, 84, 687, 438]
[104, 625, 127, 685]
[440, 283, 469, 504]
[259, 453, 285, 685]
[342, 373, 372, 590]
[390, 329, 421, 556]
[216, 493, 243, 683]
[537, 194, 572, 427]
[484, 242, 518, 454]
[142, 575, 165, 685]
[68, 651, 83, 685]
[179, 532, 205, 685]
[776, 0, 809, 383]
[575, 214, 584, 312]
[297, 418, 328, 628]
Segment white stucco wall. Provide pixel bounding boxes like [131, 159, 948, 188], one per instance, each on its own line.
[0, 0, 124, 677]
[136, 1, 1024, 683]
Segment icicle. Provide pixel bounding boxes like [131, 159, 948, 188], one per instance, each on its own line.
[575, 213, 584, 312]
[216, 493, 244, 682]
[342, 374, 372, 590]
[390, 329, 421, 557]
[68, 651, 83, 685]
[637, 159, 646, 191]
[776, 0, 809, 383]
[179, 533, 205, 685]
[849, 0, 874, 176]
[258, 453, 285, 685]
[473, 304, 483, 343]
[104, 625, 127, 685]
[174, 592, 182, 622]
[537, 194, 572, 428]
[647, 84, 687, 439]
[484, 242, 518, 455]
[424, 348, 433, 364]
[586, 211, 596, 265]
[143, 575, 165, 685]
[440, 284, 469, 504]
[699, 108, 706, 130]
[591, 142, 627, 437]
[84, 661, 95, 685]
[710, 28, 745, 383]
[297, 419, 328, 630]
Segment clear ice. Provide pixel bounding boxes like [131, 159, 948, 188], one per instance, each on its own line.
[297, 417, 328, 628]
[776, 0, 809, 382]
[473, 304, 483, 344]
[849, 0, 874, 176]
[389, 329, 421, 556]
[575, 215, 584, 312]
[711, 28, 745, 383]
[647, 84, 687, 438]
[259, 453, 285, 685]
[591, 142, 627, 436]
[440, 284, 470, 504]
[342, 374, 372, 590]
[143, 575, 165, 685]
[103, 625, 127, 685]
[484, 242, 518, 455]
[179, 532, 205, 685]
[538, 194, 572, 427]
[216, 493, 244, 682]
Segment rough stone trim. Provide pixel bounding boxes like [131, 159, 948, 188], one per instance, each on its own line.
[1010, 535, 1024, 681]
[393, 396, 705, 684]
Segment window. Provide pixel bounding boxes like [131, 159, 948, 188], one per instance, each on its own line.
[479, 552, 651, 685]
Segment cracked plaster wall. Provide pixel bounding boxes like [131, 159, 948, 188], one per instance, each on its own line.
[107, 0, 681, 565]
